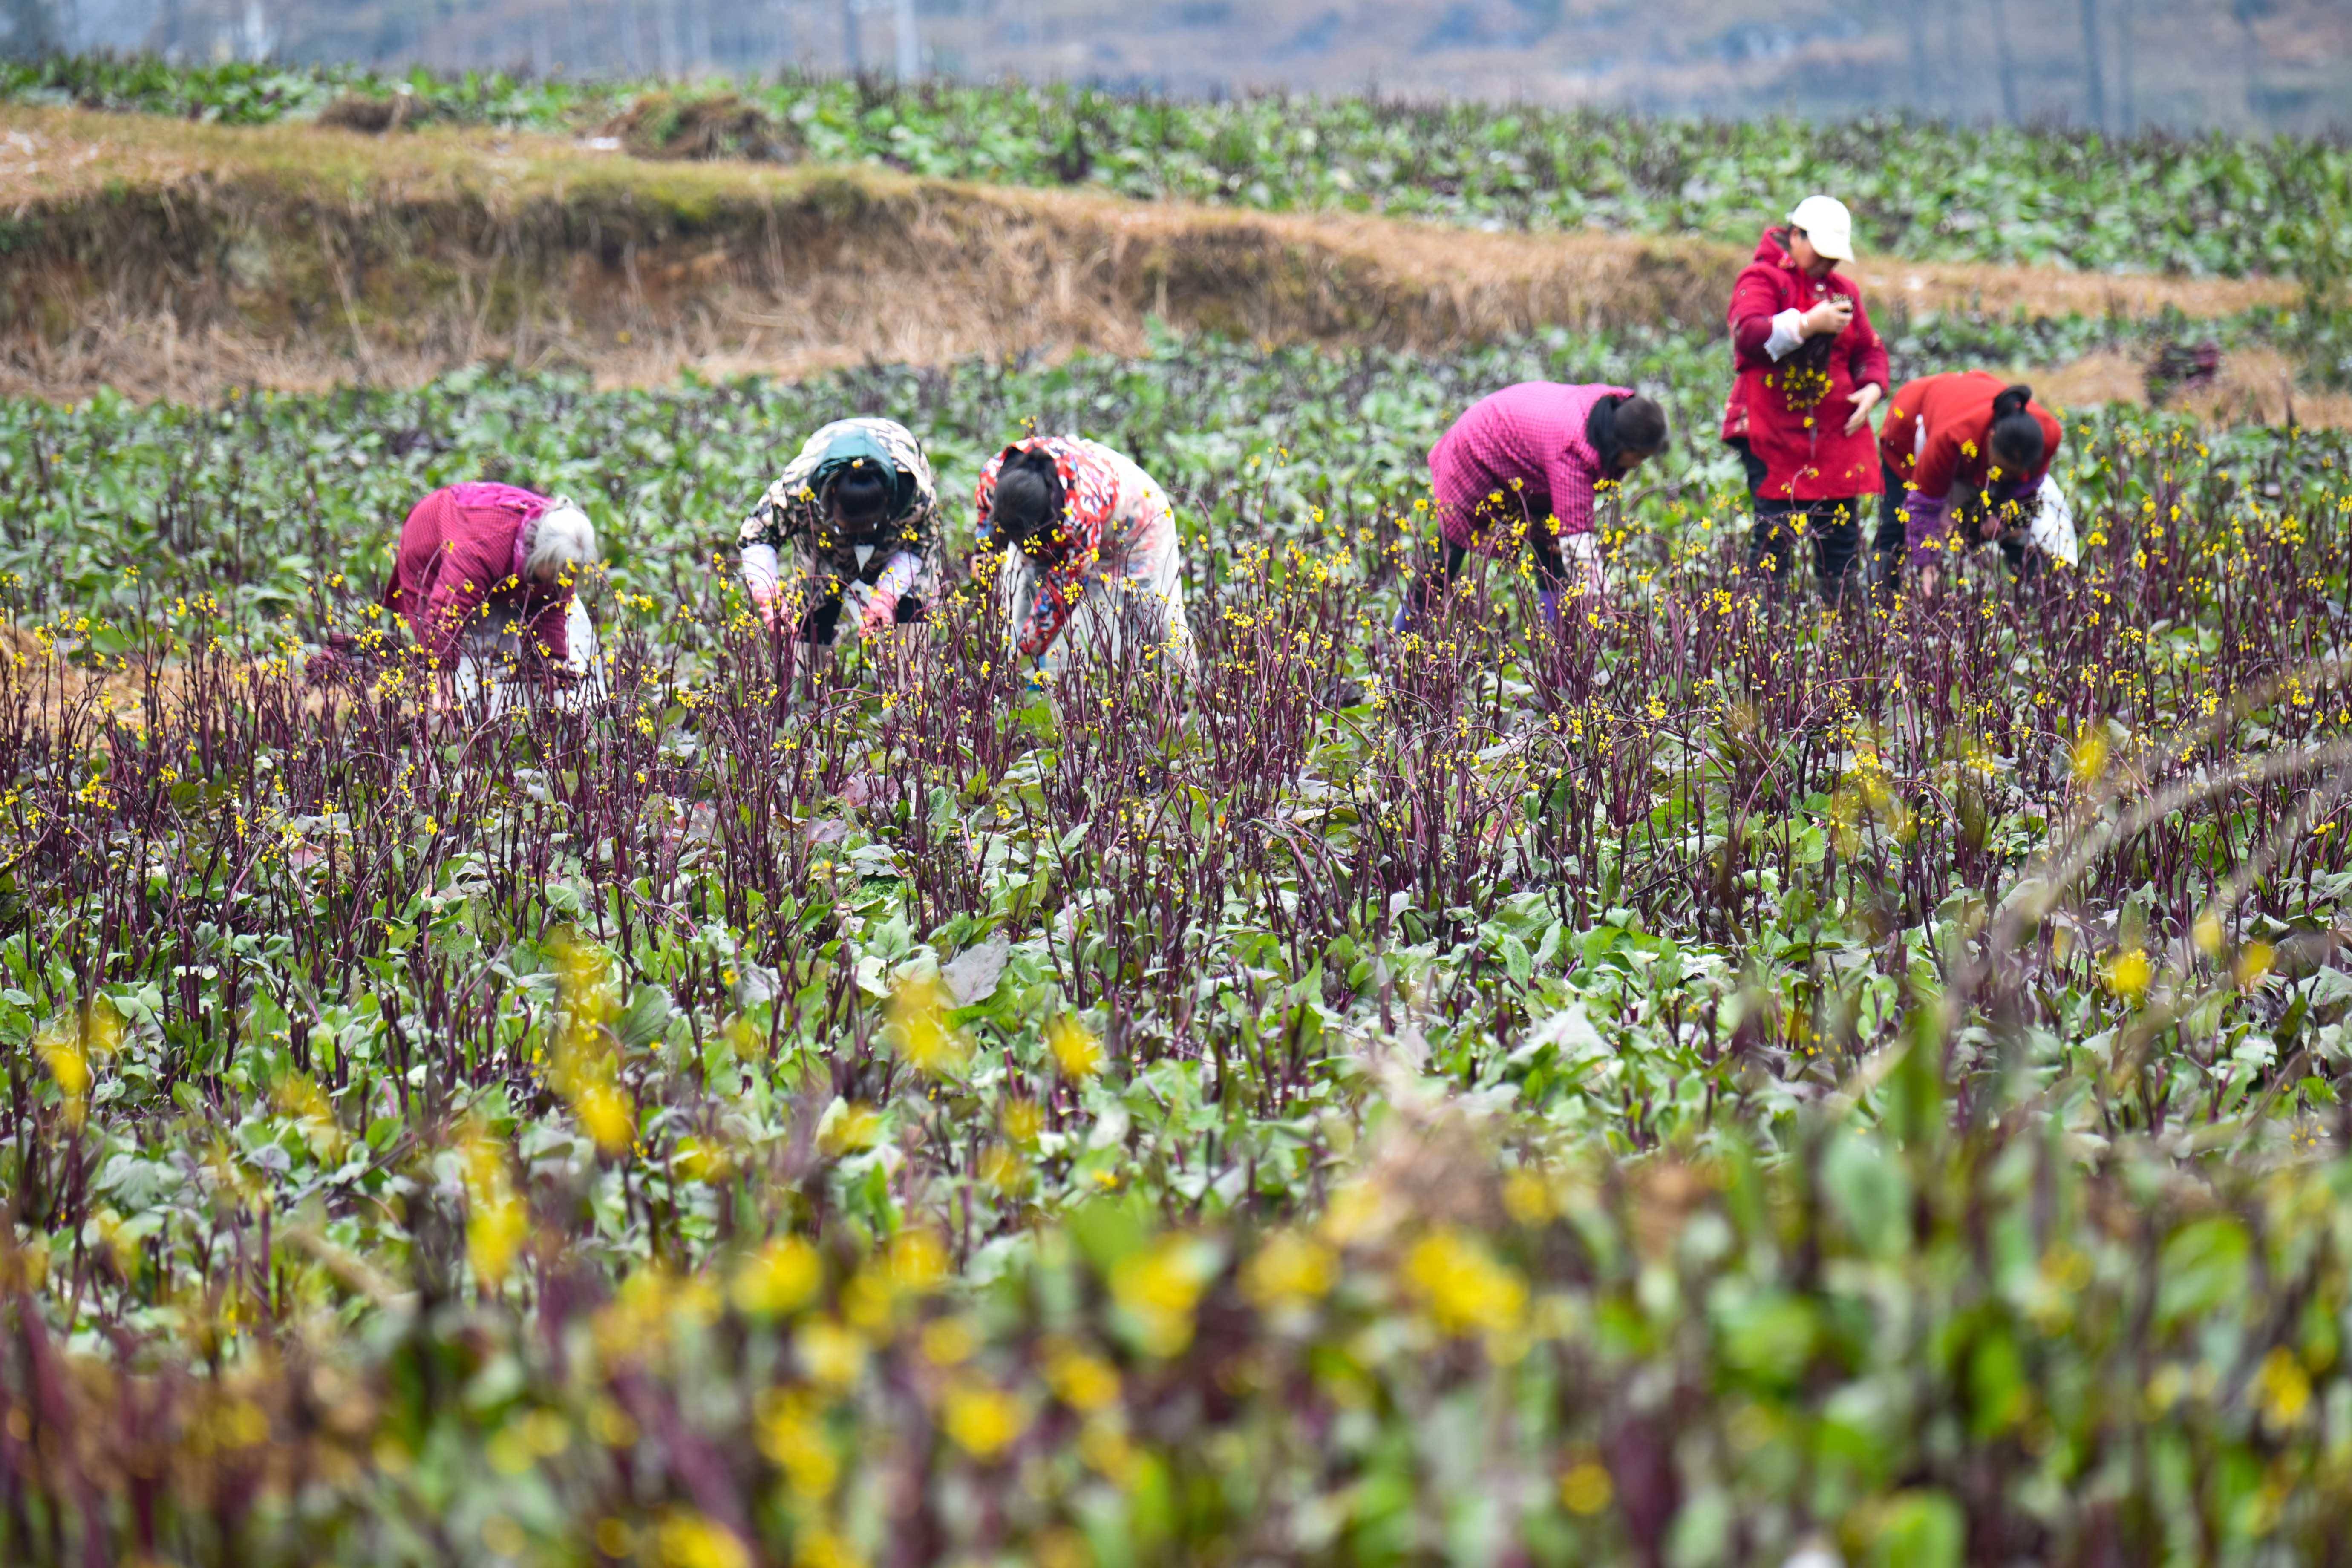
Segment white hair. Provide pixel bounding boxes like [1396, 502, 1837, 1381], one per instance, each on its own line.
[526, 498, 600, 583]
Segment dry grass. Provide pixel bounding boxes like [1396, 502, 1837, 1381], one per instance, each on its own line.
[2026, 347, 2352, 429]
[0, 104, 2315, 408]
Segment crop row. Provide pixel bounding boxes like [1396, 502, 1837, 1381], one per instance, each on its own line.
[5, 54, 2351, 277]
[1, 326, 2350, 1559]
[0, 314, 2252, 631]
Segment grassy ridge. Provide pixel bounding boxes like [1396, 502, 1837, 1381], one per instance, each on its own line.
[3, 331, 2352, 1561]
[3, 54, 2350, 279]
[0, 100, 2323, 409]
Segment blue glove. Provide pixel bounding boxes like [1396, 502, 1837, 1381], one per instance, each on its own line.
[1392, 601, 1417, 634]
[1536, 588, 1562, 628]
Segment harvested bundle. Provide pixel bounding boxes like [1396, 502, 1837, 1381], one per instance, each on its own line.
[317, 89, 417, 134]
[601, 92, 795, 162]
[2145, 337, 2222, 407]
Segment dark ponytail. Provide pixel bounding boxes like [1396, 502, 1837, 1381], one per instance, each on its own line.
[988, 446, 1064, 545]
[827, 464, 891, 527]
[1588, 392, 1669, 471]
[1613, 394, 1669, 458]
[1989, 384, 2045, 472]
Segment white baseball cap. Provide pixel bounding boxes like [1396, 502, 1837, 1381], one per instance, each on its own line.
[1787, 194, 1854, 261]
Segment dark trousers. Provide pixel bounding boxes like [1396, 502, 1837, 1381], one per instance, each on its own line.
[1731, 438, 1866, 606]
[1404, 539, 1566, 620]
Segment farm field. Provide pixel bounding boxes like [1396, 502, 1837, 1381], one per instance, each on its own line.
[5, 55, 2352, 1568]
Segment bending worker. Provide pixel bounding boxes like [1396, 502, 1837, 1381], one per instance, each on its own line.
[380, 481, 602, 712]
[1876, 373, 2064, 596]
[738, 416, 938, 644]
[976, 434, 1194, 678]
[1722, 193, 1889, 605]
[1407, 380, 1669, 628]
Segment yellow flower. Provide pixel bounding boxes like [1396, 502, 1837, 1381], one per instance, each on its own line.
[1320, 1182, 1384, 1245]
[1048, 1015, 1103, 1081]
[1401, 1229, 1527, 1340]
[793, 1528, 867, 1568]
[656, 1512, 750, 1568]
[1078, 1417, 1136, 1482]
[1503, 1169, 1555, 1225]
[888, 974, 968, 1077]
[2236, 941, 2274, 990]
[757, 1391, 840, 1499]
[35, 1027, 89, 1128]
[2102, 948, 2153, 1003]
[817, 1101, 882, 1157]
[1111, 1234, 1216, 1357]
[1043, 1339, 1122, 1412]
[574, 1081, 634, 1154]
[674, 1136, 731, 1183]
[941, 1380, 1027, 1460]
[2193, 910, 2225, 957]
[1241, 1231, 1337, 1315]
[730, 1237, 822, 1319]
[886, 1228, 948, 1292]
[979, 1144, 1029, 1194]
[1559, 1458, 1614, 1516]
[1001, 1097, 1045, 1144]
[468, 1193, 529, 1289]
[799, 1317, 869, 1388]
[919, 1316, 977, 1366]
[2070, 728, 2109, 784]
[2257, 1347, 2312, 1429]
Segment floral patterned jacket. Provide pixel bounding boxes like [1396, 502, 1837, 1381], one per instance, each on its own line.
[737, 418, 939, 590]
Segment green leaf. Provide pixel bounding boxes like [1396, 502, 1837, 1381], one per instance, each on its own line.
[1869, 1490, 1964, 1568]
[615, 984, 674, 1050]
[2157, 1216, 2250, 1325]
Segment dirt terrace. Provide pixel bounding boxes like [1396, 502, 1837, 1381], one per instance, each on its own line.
[0, 104, 2322, 415]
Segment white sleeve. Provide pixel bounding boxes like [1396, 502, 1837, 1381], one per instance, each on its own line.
[1764, 308, 1806, 361]
[2029, 478, 2079, 567]
[740, 541, 781, 602]
[872, 551, 921, 603]
[1562, 530, 1605, 592]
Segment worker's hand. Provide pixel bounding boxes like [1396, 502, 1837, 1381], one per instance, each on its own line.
[1800, 297, 1854, 338]
[1914, 563, 1942, 599]
[752, 593, 783, 635]
[1843, 382, 1883, 435]
[857, 594, 899, 643]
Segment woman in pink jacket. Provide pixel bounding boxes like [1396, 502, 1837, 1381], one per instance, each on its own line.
[380, 482, 603, 711]
[1404, 381, 1668, 631]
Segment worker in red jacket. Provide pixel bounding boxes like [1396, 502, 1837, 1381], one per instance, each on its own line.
[380, 482, 602, 712]
[1875, 373, 2064, 596]
[1723, 195, 1890, 605]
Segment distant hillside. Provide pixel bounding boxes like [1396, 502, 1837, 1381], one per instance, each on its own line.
[43, 0, 2352, 136]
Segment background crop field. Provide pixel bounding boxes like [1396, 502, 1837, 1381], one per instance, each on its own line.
[37, 0, 2352, 134]
[6, 54, 2352, 1568]
[6, 55, 2352, 275]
